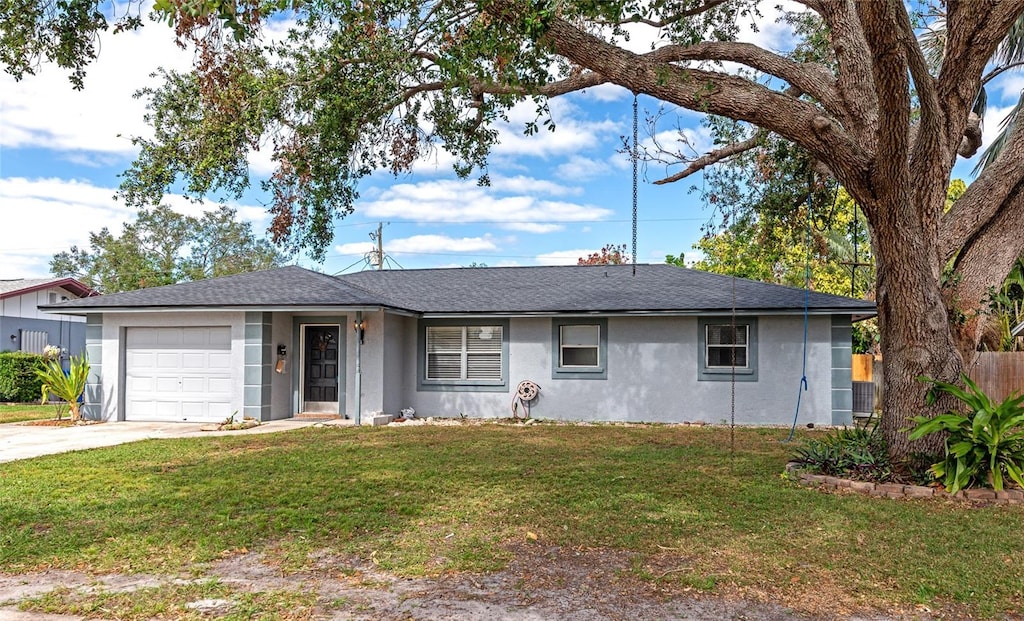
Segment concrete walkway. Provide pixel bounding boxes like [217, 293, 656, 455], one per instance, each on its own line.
[0, 418, 347, 464]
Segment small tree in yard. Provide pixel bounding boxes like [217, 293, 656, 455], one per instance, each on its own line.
[35, 356, 89, 423]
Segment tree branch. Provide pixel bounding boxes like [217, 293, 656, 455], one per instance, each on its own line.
[854, 0, 912, 217]
[653, 130, 765, 185]
[940, 117, 1024, 261]
[939, 0, 1024, 153]
[643, 42, 843, 117]
[604, 0, 728, 27]
[481, 4, 872, 195]
[815, 0, 878, 148]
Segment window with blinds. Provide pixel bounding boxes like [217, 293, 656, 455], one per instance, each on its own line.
[705, 324, 748, 368]
[426, 325, 503, 381]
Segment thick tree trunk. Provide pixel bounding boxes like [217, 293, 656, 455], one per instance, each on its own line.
[869, 199, 960, 461]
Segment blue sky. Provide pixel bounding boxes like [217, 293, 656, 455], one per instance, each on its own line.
[0, 4, 1016, 279]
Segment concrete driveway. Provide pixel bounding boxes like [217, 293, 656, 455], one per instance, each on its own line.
[0, 419, 341, 464]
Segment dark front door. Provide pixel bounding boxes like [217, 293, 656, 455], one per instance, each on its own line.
[304, 326, 339, 412]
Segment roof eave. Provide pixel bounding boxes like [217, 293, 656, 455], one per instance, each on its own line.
[39, 304, 397, 315]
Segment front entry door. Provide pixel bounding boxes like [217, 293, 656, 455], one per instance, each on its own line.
[303, 326, 340, 413]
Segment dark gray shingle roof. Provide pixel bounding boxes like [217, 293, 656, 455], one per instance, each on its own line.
[47, 263, 875, 315]
[48, 266, 387, 310]
[340, 264, 875, 314]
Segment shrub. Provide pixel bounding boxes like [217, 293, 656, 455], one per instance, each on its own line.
[35, 355, 89, 422]
[791, 426, 893, 482]
[0, 352, 45, 403]
[909, 375, 1024, 494]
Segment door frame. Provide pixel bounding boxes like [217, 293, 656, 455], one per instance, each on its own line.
[293, 319, 346, 416]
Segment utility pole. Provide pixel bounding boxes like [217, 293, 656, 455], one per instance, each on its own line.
[368, 222, 384, 269]
[376, 222, 383, 271]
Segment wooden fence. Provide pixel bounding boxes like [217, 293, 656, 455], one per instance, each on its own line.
[966, 352, 1024, 402]
[863, 351, 1024, 409]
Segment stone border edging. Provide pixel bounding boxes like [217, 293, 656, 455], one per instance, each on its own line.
[785, 462, 1024, 505]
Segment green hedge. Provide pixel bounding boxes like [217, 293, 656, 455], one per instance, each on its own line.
[0, 352, 45, 403]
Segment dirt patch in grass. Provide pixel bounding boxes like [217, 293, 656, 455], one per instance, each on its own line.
[3, 544, 961, 620]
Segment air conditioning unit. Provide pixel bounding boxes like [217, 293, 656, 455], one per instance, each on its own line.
[852, 381, 875, 416]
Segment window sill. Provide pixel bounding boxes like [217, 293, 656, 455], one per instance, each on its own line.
[418, 380, 508, 393]
[552, 367, 607, 380]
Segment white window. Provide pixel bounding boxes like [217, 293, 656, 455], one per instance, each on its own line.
[560, 324, 600, 367]
[705, 324, 749, 368]
[426, 325, 503, 381]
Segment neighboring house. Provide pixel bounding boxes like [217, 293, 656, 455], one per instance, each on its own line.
[45, 264, 875, 426]
[1, 277, 96, 358]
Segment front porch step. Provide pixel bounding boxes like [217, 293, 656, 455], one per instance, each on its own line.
[293, 413, 345, 421]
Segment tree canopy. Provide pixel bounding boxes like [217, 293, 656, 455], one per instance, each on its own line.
[8, 0, 1024, 460]
[50, 206, 287, 293]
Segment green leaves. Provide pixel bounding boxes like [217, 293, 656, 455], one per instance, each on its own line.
[910, 375, 1024, 494]
[34, 355, 89, 421]
[49, 205, 287, 293]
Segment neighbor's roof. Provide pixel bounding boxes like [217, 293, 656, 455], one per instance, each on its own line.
[0, 277, 96, 300]
[48, 264, 876, 316]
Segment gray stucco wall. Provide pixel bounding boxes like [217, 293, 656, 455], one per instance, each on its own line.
[381, 312, 408, 415]
[270, 313, 293, 419]
[394, 314, 836, 425]
[0, 316, 86, 357]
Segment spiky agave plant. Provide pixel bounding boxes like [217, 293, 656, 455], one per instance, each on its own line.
[35, 355, 89, 422]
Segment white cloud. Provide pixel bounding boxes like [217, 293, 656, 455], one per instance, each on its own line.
[0, 14, 296, 178]
[575, 83, 631, 102]
[335, 241, 376, 255]
[534, 249, 592, 265]
[487, 175, 582, 197]
[0, 26, 193, 157]
[493, 98, 620, 158]
[360, 178, 612, 230]
[980, 103, 1017, 153]
[0, 177, 268, 278]
[336, 234, 498, 256]
[556, 155, 612, 182]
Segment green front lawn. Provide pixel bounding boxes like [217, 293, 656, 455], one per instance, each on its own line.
[0, 404, 59, 424]
[1, 424, 1022, 617]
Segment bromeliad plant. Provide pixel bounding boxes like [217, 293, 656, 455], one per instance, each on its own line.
[34, 355, 90, 423]
[909, 375, 1024, 494]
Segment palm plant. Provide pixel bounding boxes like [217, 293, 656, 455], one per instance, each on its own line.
[35, 355, 90, 422]
[910, 375, 1024, 493]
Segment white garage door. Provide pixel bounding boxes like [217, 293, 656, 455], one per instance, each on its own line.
[125, 327, 233, 422]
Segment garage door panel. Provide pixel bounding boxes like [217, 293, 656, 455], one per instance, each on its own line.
[181, 352, 207, 369]
[180, 376, 206, 392]
[157, 329, 182, 346]
[128, 351, 156, 367]
[209, 352, 231, 369]
[126, 376, 155, 392]
[125, 326, 234, 423]
[208, 377, 232, 393]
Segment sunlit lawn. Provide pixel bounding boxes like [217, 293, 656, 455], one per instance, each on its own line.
[0, 404, 57, 424]
[1, 424, 1022, 618]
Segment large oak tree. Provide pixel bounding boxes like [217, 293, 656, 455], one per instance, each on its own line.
[7, 0, 1024, 459]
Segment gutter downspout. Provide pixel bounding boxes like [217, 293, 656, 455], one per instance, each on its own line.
[354, 311, 362, 426]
